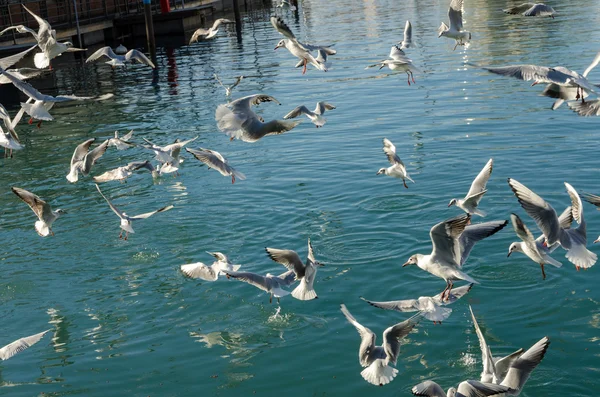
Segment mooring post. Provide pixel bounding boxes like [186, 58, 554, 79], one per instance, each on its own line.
[143, 0, 157, 65]
[232, 0, 242, 41]
[72, 0, 83, 47]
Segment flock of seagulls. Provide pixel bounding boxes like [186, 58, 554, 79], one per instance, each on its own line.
[0, 0, 594, 394]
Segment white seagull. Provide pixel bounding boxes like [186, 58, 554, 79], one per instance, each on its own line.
[0, 103, 26, 156]
[271, 16, 331, 74]
[403, 214, 508, 299]
[507, 209, 573, 279]
[367, 45, 420, 85]
[377, 138, 414, 188]
[189, 18, 232, 43]
[469, 306, 550, 395]
[107, 130, 135, 150]
[216, 94, 301, 142]
[92, 160, 156, 183]
[95, 184, 173, 240]
[361, 284, 473, 324]
[503, 3, 556, 18]
[86, 46, 155, 68]
[438, 0, 471, 50]
[66, 138, 109, 183]
[265, 238, 324, 301]
[283, 101, 336, 128]
[12, 187, 66, 237]
[448, 158, 493, 216]
[214, 74, 244, 96]
[223, 269, 296, 303]
[0, 329, 51, 361]
[340, 304, 419, 386]
[508, 179, 597, 270]
[411, 380, 513, 397]
[181, 252, 241, 281]
[186, 147, 246, 184]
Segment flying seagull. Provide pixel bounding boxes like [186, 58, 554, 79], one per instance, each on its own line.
[86, 47, 155, 68]
[503, 3, 556, 18]
[448, 158, 493, 216]
[283, 101, 336, 128]
[214, 74, 244, 96]
[66, 138, 109, 183]
[12, 187, 66, 237]
[186, 147, 246, 184]
[367, 45, 420, 85]
[181, 252, 241, 281]
[377, 138, 414, 188]
[189, 18, 232, 43]
[438, 0, 472, 50]
[223, 269, 296, 303]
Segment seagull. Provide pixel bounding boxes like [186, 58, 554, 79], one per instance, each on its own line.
[340, 304, 419, 386]
[107, 130, 135, 150]
[95, 184, 173, 240]
[503, 3, 556, 18]
[142, 136, 197, 165]
[265, 238, 324, 301]
[580, 192, 600, 243]
[377, 138, 414, 188]
[215, 94, 301, 142]
[92, 161, 156, 183]
[271, 16, 330, 74]
[181, 252, 241, 281]
[0, 103, 26, 156]
[507, 210, 573, 279]
[11, 187, 66, 237]
[0, 67, 95, 123]
[185, 147, 246, 184]
[86, 46, 155, 68]
[366, 45, 420, 85]
[214, 74, 244, 96]
[0, 329, 51, 361]
[411, 380, 513, 397]
[508, 179, 597, 270]
[189, 18, 232, 43]
[399, 20, 412, 49]
[223, 269, 296, 303]
[403, 214, 507, 300]
[283, 101, 336, 128]
[448, 159, 493, 216]
[66, 138, 109, 183]
[479, 63, 598, 104]
[361, 284, 473, 324]
[469, 306, 550, 395]
[438, 0, 471, 50]
[20, 5, 86, 69]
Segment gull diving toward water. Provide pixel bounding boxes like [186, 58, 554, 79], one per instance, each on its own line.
[438, 0, 471, 50]
[0, 103, 25, 156]
[340, 304, 419, 386]
[216, 94, 301, 142]
[283, 101, 335, 128]
[186, 147, 246, 184]
[503, 3, 556, 18]
[377, 138, 414, 188]
[95, 184, 173, 240]
[469, 306, 550, 395]
[403, 214, 508, 300]
[189, 18, 232, 43]
[411, 380, 514, 396]
[224, 269, 296, 303]
[86, 46, 155, 68]
[12, 187, 66, 237]
[448, 158, 493, 216]
[214, 74, 243, 96]
[66, 138, 109, 183]
[265, 238, 324, 301]
[399, 20, 412, 49]
[507, 209, 573, 279]
[92, 160, 157, 183]
[181, 252, 241, 281]
[107, 130, 135, 150]
[361, 284, 473, 324]
[271, 16, 333, 74]
[9, 5, 87, 68]
[0, 329, 51, 360]
[508, 179, 597, 270]
[366, 45, 420, 85]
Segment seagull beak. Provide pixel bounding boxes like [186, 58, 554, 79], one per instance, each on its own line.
[507, 251, 512, 257]
[402, 261, 411, 267]
[594, 238, 600, 244]
[317, 261, 325, 267]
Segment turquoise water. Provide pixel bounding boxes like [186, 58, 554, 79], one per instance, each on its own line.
[1, 0, 599, 395]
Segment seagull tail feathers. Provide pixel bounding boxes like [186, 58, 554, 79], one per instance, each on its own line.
[35, 220, 51, 237]
[291, 279, 318, 300]
[360, 360, 398, 386]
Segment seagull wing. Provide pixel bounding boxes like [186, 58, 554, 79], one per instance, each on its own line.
[0, 45, 37, 69]
[0, 66, 46, 101]
[383, 316, 418, 365]
[130, 205, 174, 220]
[469, 306, 497, 383]
[265, 247, 305, 277]
[70, 138, 95, 167]
[361, 296, 419, 312]
[125, 49, 155, 68]
[283, 105, 311, 119]
[448, 0, 465, 31]
[81, 139, 108, 175]
[86, 46, 118, 63]
[270, 16, 296, 40]
[411, 380, 446, 397]
[456, 380, 514, 397]
[400, 20, 412, 49]
[0, 329, 50, 361]
[567, 99, 600, 116]
[435, 283, 473, 305]
[382, 138, 403, 165]
[180, 262, 219, 281]
[230, 75, 244, 89]
[500, 337, 550, 393]
[458, 219, 508, 267]
[224, 270, 271, 293]
[430, 214, 471, 267]
[340, 304, 376, 367]
[482, 65, 574, 85]
[95, 183, 126, 219]
[465, 159, 493, 200]
[503, 3, 535, 14]
[523, 4, 555, 17]
[511, 213, 538, 253]
[186, 147, 233, 177]
[11, 187, 51, 222]
[315, 101, 336, 114]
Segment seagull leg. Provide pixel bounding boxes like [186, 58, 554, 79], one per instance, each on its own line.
[540, 263, 546, 280]
[576, 265, 580, 271]
[406, 72, 411, 86]
[453, 42, 458, 51]
[445, 281, 454, 301]
[124, 232, 128, 241]
[277, 297, 281, 304]
[231, 175, 235, 184]
[28, 118, 33, 125]
[411, 71, 416, 84]
[403, 179, 408, 189]
[230, 136, 234, 142]
[50, 230, 54, 236]
[37, 121, 42, 128]
[269, 294, 273, 304]
[302, 58, 307, 75]
[119, 230, 123, 239]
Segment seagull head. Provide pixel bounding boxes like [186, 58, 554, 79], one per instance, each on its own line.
[274, 39, 286, 50]
[207, 251, 228, 262]
[447, 198, 458, 207]
[402, 254, 419, 267]
[507, 242, 520, 257]
[63, 41, 74, 48]
[54, 208, 67, 216]
[376, 168, 387, 175]
[447, 387, 457, 397]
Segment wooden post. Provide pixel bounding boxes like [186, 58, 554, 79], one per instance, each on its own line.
[143, 0, 157, 64]
[232, 0, 242, 42]
[72, 0, 83, 47]
[7, 5, 17, 45]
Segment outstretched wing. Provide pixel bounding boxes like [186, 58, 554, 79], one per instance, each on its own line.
[382, 138, 403, 165]
[448, 0, 465, 32]
[340, 304, 376, 367]
[382, 316, 419, 365]
[283, 105, 311, 119]
[130, 205, 174, 220]
[270, 16, 296, 40]
[459, 219, 508, 266]
[265, 247, 305, 277]
[125, 49, 155, 68]
[0, 329, 50, 361]
[430, 214, 471, 267]
[86, 46, 118, 63]
[465, 159, 493, 200]
[361, 296, 419, 312]
[411, 380, 446, 397]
